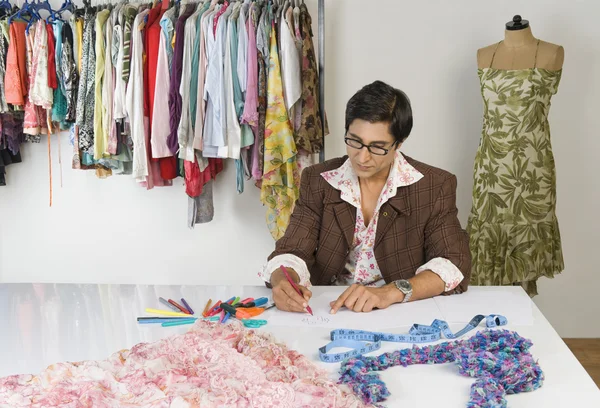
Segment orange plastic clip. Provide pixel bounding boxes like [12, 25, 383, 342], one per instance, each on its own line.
[235, 309, 252, 319]
[244, 307, 265, 317]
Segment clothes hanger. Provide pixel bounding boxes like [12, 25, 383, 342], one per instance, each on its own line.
[26, 0, 48, 32]
[47, 0, 74, 23]
[282, 0, 290, 16]
[8, 0, 39, 25]
[272, 0, 280, 21]
[32, 0, 55, 18]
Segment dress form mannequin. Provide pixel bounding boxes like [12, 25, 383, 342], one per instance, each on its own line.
[477, 15, 564, 70]
[467, 15, 565, 296]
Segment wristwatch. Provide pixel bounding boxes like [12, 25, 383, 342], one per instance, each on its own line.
[393, 279, 413, 303]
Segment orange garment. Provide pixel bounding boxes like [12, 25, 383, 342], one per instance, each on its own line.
[5, 22, 28, 106]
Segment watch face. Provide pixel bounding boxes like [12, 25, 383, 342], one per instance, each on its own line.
[397, 280, 411, 291]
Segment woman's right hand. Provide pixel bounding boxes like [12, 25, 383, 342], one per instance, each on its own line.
[270, 268, 312, 313]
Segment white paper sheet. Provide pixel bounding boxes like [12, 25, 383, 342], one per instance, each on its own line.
[266, 291, 444, 329]
[434, 287, 534, 326]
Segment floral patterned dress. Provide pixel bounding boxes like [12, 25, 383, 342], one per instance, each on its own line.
[467, 41, 564, 296]
[261, 23, 299, 240]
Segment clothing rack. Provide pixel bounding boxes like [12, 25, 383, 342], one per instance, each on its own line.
[317, 0, 324, 163]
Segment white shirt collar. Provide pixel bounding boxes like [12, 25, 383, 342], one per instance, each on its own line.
[321, 150, 424, 209]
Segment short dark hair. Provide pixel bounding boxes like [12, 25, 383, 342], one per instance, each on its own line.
[344, 80, 413, 144]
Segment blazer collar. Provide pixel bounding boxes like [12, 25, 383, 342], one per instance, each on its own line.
[321, 151, 423, 248]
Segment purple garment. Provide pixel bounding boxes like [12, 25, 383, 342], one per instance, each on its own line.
[167, 4, 196, 155]
[1, 111, 25, 155]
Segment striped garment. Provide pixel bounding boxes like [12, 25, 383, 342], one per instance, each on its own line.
[121, 5, 138, 83]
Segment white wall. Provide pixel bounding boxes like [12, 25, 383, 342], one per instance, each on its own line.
[1, 0, 599, 337]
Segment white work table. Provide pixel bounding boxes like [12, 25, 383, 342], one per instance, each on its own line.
[0, 284, 598, 407]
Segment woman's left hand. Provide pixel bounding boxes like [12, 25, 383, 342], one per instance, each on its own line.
[329, 284, 401, 313]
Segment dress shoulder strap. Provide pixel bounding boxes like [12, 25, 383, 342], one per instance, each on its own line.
[489, 41, 502, 69]
[533, 39, 541, 68]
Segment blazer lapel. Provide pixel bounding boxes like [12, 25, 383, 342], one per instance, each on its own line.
[322, 180, 357, 250]
[375, 186, 411, 248]
[333, 201, 356, 249]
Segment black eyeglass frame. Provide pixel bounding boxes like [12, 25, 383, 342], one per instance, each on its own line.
[344, 137, 398, 156]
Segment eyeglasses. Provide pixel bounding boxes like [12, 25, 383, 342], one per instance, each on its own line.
[344, 138, 396, 156]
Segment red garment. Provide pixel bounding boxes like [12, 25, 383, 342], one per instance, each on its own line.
[46, 24, 58, 89]
[184, 158, 224, 197]
[141, 6, 175, 186]
[144, 5, 162, 119]
[145, 6, 177, 180]
[213, 1, 229, 35]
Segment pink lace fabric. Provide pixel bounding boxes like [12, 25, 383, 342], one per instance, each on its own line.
[0, 321, 372, 408]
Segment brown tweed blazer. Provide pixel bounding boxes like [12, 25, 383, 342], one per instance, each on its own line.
[269, 155, 471, 294]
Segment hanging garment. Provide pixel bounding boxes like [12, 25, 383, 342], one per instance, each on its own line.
[125, 8, 150, 183]
[145, 6, 164, 145]
[46, 23, 58, 91]
[114, 5, 135, 121]
[148, 5, 179, 181]
[0, 21, 9, 113]
[61, 24, 78, 123]
[223, 4, 241, 162]
[177, 3, 203, 162]
[237, 0, 249, 95]
[160, 4, 177, 70]
[0, 110, 24, 156]
[188, 178, 215, 226]
[30, 20, 53, 110]
[93, 9, 110, 160]
[185, 154, 224, 226]
[283, 4, 314, 174]
[189, 1, 211, 150]
[213, 0, 230, 35]
[167, 4, 195, 156]
[297, 3, 328, 154]
[142, 4, 173, 188]
[203, 4, 229, 158]
[51, 21, 69, 129]
[0, 141, 22, 186]
[187, 3, 224, 226]
[236, 1, 254, 181]
[279, 5, 301, 121]
[144, 4, 163, 123]
[261, 25, 299, 240]
[121, 6, 137, 84]
[229, 3, 253, 192]
[74, 17, 83, 74]
[192, 2, 217, 151]
[180, 2, 210, 218]
[252, 3, 269, 184]
[467, 42, 564, 297]
[102, 10, 116, 155]
[76, 10, 96, 155]
[23, 23, 48, 139]
[292, 3, 303, 132]
[150, 12, 174, 159]
[5, 21, 27, 107]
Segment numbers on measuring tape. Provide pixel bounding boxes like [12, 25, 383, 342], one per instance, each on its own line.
[319, 314, 508, 363]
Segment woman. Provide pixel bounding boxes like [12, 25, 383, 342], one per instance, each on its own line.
[259, 81, 471, 313]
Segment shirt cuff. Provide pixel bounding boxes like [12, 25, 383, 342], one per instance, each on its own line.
[258, 254, 312, 287]
[416, 257, 464, 292]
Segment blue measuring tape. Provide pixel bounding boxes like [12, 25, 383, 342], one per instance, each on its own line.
[319, 314, 507, 363]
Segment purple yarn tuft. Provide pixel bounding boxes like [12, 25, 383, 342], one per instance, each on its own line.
[338, 329, 544, 407]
